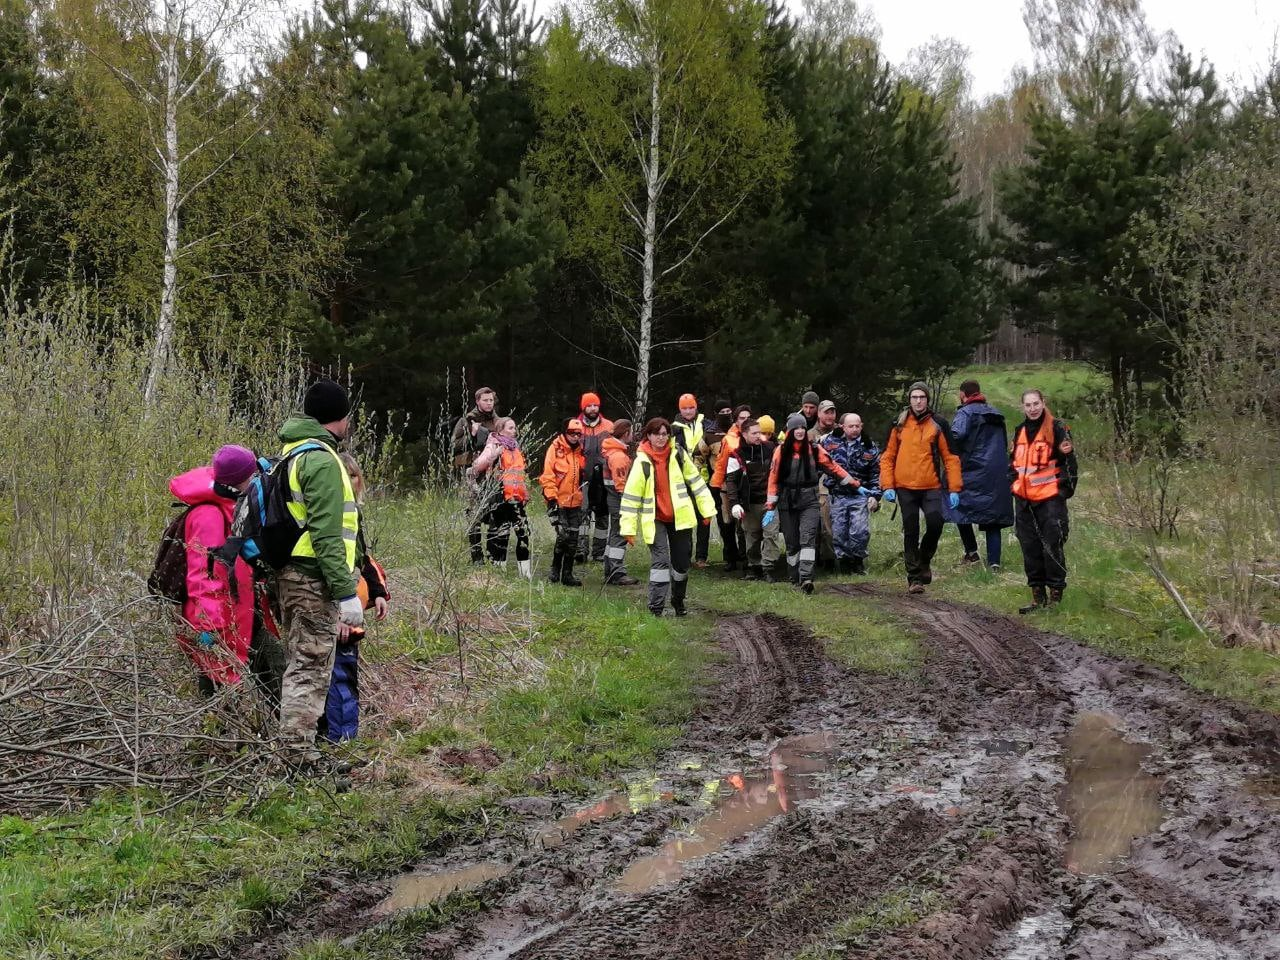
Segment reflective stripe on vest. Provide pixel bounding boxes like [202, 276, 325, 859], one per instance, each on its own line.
[500, 448, 528, 503]
[284, 439, 359, 570]
[1011, 417, 1060, 501]
[674, 415, 709, 481]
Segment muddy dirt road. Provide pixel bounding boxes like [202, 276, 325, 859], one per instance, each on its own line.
[237, 589, 1280, 960]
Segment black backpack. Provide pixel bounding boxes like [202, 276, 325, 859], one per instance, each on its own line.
[147, 506, 197, 603]
[208, 443, 325, 588]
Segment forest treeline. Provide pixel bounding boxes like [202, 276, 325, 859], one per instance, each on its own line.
[1, 0, 1277, 445]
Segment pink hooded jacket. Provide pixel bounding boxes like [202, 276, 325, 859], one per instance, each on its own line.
[170, 466, 254, 684]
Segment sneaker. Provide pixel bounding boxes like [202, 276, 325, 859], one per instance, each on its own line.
[989, 563, 1001, 572]
[672, 603, 688, 617]
[908, 582, 925, 595]
[961, 552, 981, 566]
[649, 607, 664, 618]
[801, 580, 814, 595]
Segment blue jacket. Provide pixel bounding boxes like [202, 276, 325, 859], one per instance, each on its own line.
[945, 399, 1014, 527]
[820, 434, 882, 498]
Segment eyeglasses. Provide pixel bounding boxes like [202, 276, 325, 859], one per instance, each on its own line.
[651, 429, 669, 436]
[566, 431, 583, 437]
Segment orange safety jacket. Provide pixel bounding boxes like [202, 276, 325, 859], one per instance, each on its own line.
[1011, 413, 1063, 501]
[600, 436, 632, 492]
[500, 447, 529, 504]
[710, 424, 741, 488]
[540, 435, 586, 508]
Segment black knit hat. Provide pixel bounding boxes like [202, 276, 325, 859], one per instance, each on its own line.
[304, 379, 351, 424]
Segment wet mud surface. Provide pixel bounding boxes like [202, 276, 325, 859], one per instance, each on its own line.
[224, 591, 1280, 960]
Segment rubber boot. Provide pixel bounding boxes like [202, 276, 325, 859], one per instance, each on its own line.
[1019, 586, 1048, 614]
[560, 553, 583, 587]
[1048, 586, 1064, 606]
[851, 556, 866, 575]
[548, 548, 563, 584]
[517, 559, 531, 580]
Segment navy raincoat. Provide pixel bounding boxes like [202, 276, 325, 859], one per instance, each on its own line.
[944, 399, 1014, 528]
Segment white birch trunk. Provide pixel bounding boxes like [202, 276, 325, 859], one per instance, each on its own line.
[144, 2, 182, 409]
[632, 45, 661, 425]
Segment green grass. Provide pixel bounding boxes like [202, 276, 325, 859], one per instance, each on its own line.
[696, 573, 923, 676]
[0, 540, 712, 960]
[796, 885, 945, 959]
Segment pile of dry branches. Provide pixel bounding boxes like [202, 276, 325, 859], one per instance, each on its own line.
[0, 598, 282, 813]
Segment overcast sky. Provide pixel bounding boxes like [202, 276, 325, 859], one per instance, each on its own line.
[839, 0, 1279, 99]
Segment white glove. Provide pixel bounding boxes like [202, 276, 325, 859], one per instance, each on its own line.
[731, 504, 745, 520]
[338, 595, 365, 628]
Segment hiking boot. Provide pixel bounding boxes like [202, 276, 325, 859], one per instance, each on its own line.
[560, 555, 583, 587]
[1048, 586, 1065, 606]
[742, 566, 762, 581]
[801, 580, 814, 595]
[763, 571, 779, 583]
[547, 549, 563, 584]
[908, 582, 925, 595]
[833, 558, 846, 576]
[962, 552, 981, 566]
[725, 560, 739, 572]
[693, 559, 708, 570]
[649, 606, 664, 618]
[609, 572, 640, 586]
[672, 602, 688, 617]
[850, 557, 866, 576]
[922, 568, 934, 585]
[1019, 586, 1048, 614]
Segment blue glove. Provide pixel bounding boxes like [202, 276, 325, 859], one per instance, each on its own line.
[948, 492, 960, 510]
[197, 631, 216, 649]
[855, 485, 868, 496]
[882, 489, 896, 503]
[762, 509, 777, 528]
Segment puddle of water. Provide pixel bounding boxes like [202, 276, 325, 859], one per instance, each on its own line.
[614, 732, 834, 894]
[537, 778, 674, 849]
[1060, 711, 1164, 875]
[1244, 774, 1280, 810]
[998, 909, 1070, 959]
[375, 862, 511, 915]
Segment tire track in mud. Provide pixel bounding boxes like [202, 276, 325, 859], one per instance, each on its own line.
[833, 583, 1280, 960]
[220, 591, 1280, 960]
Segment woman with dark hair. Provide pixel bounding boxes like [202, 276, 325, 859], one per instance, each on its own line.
[765, 414, 859, 593]
[619, 417, 717, 616]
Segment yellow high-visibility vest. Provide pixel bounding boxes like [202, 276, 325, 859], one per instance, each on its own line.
[283, 439, 359, 571]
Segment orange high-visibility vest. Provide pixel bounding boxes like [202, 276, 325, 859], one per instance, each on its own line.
[1011, 415, 1060, 501]
[500, 448, 528, 503]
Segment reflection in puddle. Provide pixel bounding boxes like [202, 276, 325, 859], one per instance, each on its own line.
[538, 778, 674, 849]
[375, 862, 511, 914]
[1060, 712, 1164, 875]
[615, 732, 834, 894]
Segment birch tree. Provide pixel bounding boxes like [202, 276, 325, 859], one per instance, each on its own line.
[69, 0, 271, 406]
[534, 0, 790, 422]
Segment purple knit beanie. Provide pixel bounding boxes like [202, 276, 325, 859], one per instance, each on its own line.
[212, 444, 258, 487]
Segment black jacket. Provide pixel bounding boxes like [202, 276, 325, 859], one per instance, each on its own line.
[723, 440, 774, 510]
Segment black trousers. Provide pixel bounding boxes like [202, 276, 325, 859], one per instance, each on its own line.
[485, 500, 531, 562]
[1015, 496, 1069, 589]
[554, 505, 582, 557]
[712, 486, 742, 564]
[898, 488, 944, 584]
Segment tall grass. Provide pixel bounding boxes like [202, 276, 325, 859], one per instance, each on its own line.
[0, 284, 314, 637]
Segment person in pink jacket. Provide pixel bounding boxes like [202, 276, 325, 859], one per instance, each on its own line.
[169, 444, 259, 691]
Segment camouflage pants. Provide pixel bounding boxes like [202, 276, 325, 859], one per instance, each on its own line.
[276, 567, 339, 755]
